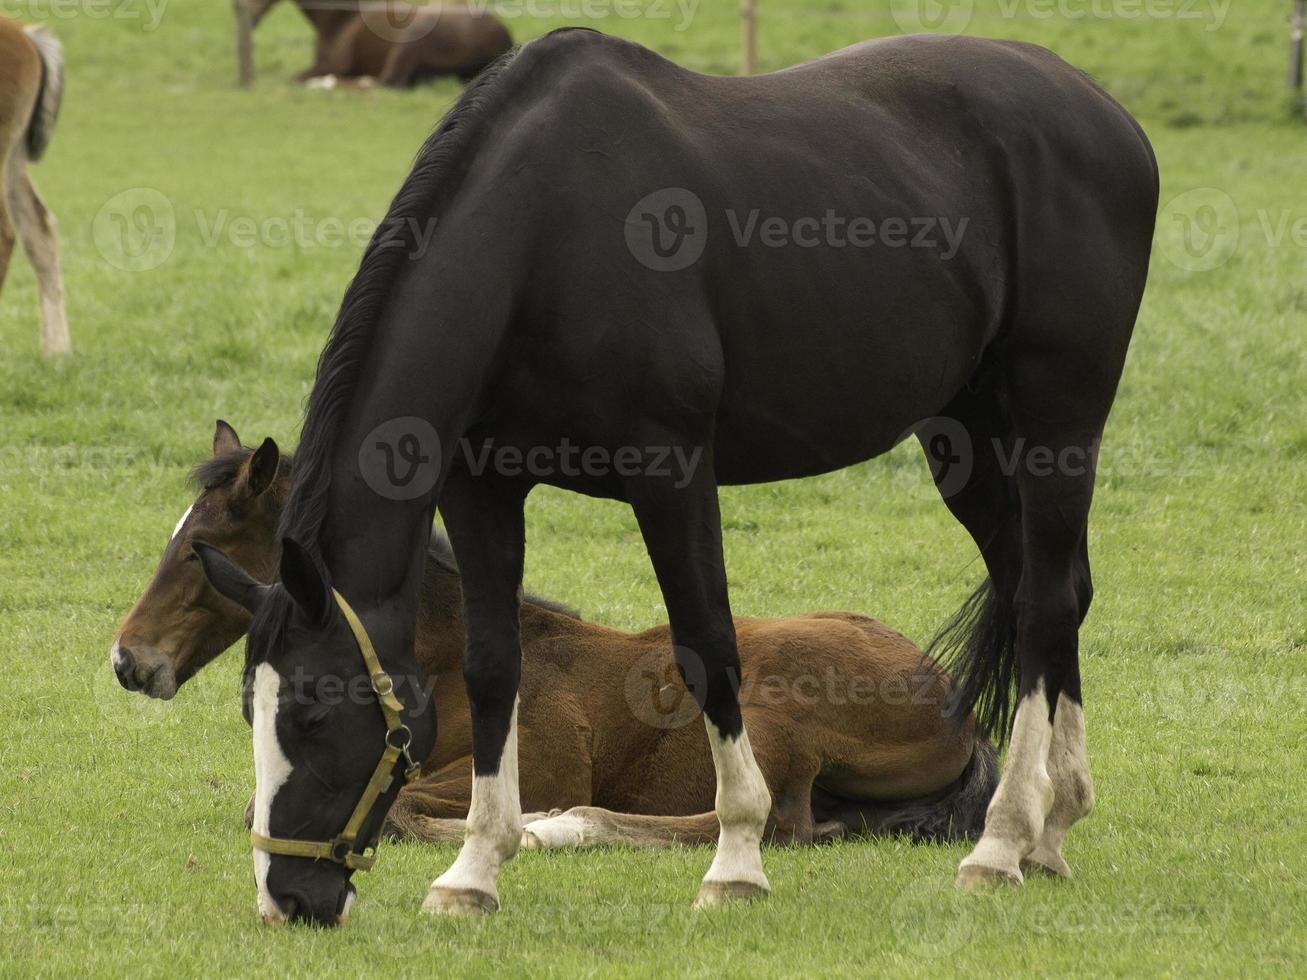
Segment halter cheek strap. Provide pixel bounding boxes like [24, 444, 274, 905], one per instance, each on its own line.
[249, 589, 422, 872]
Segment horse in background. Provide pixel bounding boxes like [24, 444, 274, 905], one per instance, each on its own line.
[247, 0, 512, 87]
[0, 19, 67, 355]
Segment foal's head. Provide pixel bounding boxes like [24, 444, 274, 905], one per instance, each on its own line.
[198, 539, 438, 926]
[110, 421, 287, 698]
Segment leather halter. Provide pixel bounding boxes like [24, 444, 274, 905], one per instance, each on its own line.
[249, 589, 422, 872]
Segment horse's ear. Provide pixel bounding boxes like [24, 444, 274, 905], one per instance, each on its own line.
[247, 437, 280, 497]
[280, 538, 332, 625]
[194, 541, 267, 615]
[214, 420, 241, 456]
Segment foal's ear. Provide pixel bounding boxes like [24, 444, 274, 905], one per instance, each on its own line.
[194, 541, 268, 615]
[279, 538, 332, 625]
[246, 437, 280, 497]
[213, 419, 241, 456]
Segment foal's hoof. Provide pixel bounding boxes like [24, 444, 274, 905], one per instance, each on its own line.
[1022, 848, 1072, 879]
[693, 880, 769, 909]
[421, 886, 498, 917]
[955, 862, 1023, 892]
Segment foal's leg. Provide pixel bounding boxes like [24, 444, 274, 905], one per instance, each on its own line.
[423, 474, 528, 916]
[5, 156, 68, 354]
[628, 460, 772, 907]
[0, 173, 14, 299]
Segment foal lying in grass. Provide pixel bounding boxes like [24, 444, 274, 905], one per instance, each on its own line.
[111, 422, 996, 848]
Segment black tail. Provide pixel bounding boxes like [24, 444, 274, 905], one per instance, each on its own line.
[927, 578, 1018, 744]
[812, 738, 999, 843]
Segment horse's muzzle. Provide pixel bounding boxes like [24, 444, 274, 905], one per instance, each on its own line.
[110, 642, 177, 699]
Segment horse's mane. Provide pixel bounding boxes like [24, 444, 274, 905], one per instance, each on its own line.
[248, 31, 600, 665]
[277, 40, 534, 555]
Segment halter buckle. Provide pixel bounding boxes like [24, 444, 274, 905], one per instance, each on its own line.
[371, 672, 395, 697]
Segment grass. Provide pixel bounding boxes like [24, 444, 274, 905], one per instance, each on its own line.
[1, 0, 1305, 975]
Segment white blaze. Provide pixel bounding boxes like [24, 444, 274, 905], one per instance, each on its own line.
[171, 503, 194, 541]
[251, 662, 293, 922]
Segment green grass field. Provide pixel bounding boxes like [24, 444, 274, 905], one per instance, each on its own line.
[1, 0, 1305, 975]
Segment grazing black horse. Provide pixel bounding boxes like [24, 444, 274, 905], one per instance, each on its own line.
[196, 29, 1157, 925]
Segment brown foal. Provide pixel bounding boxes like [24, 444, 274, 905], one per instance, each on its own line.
[0, 18, 67, 355]
[111, 422, 997, 848]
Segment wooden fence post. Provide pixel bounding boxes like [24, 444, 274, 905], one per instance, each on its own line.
[234, 0, 255, 88]
[741, 0, 756, 75]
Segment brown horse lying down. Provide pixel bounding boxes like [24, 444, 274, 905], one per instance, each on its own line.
[111, 422, 997, 847]
[248, 0, 512, 87]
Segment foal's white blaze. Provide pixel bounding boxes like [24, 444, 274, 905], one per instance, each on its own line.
[171, 503, 194, 541]
[109, 639, 127, 673]
[699, 718, 771, 898]
[424, 700, 522, 913]
[958, 679, 1055, 886]
[251, 662, 293, 922]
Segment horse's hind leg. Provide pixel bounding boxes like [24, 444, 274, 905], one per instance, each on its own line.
[5, 155, 68, 353]
[628, 454, 772, 907]
[957, 356, 1114, 889]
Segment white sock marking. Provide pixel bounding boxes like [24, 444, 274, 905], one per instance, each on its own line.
[701, 718, 771, 891]
[428, 700, 522, 905]
[960, 679, 1054, 881]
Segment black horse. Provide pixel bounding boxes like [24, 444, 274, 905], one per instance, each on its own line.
[196, 29, 1157, 925]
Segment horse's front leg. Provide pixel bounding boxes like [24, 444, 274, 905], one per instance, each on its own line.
[422, 473, 528, 916]
[628, 454, 772, 908]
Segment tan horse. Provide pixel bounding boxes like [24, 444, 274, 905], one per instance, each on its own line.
[248, 0, 512, 87]
[0, 19, 67, 354]
[111, 421, 997, 848]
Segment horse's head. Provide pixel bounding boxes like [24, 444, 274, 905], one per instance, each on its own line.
[109, 421, 286, 698]
[198, 539, 437, 926]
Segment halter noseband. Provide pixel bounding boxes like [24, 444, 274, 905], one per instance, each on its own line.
[249, 589, 422, 872]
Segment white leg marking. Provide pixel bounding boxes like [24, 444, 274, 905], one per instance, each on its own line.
[1025, 693, 1092, 877]
[171, 503, 194, 541]
[696, 718, 771, 906]
[424, 700, 522, 915]
[958, 680, 1054, 887]
[521, 811, 589, 849]
[251, 662, 293, 923]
